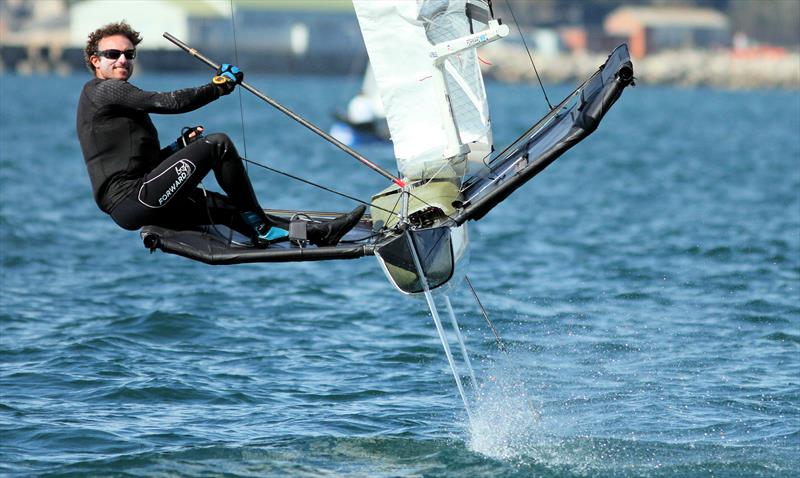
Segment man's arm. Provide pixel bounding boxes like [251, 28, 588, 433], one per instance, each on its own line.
[94, 79, 221, 114]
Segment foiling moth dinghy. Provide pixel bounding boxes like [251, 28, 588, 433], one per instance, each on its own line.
[146, 0, 634, 421]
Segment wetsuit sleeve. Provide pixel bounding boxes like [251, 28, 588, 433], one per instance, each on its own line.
[94, 79, 221, 114]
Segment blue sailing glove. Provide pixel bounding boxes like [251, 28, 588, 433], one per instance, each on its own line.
[166, 125, 204, 153]
[213, 64, 244, 95]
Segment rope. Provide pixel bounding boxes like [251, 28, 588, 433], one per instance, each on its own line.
[240, 156, 400, 218]
[229, 0, 248, 165]
[503, 0, 553, 111]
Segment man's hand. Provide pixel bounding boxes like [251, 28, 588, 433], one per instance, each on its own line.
[167, 125, 204, 153]
[213, 64, 244, 95]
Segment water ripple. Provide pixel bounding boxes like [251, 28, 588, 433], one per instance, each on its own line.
[1, 77, 798, 477]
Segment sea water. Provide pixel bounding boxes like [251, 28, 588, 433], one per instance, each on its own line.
[1, 72, 798, 477]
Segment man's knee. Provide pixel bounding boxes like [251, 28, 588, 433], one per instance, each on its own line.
[202, 133, 239, 162]
[204, 132, 233, 148]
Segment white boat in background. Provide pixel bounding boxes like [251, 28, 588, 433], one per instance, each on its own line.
[330, 63, 391, 146]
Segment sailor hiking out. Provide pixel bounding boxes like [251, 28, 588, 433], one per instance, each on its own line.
[76, 21, 364, 249]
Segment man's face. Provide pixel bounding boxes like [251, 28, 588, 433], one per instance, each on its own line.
[91, 34, 135, 81]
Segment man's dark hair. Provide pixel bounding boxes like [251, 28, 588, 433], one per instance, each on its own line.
[84, 21, 142, 73]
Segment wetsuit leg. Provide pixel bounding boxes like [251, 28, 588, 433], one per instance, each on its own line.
[170, 190, 288, 236]
[137, 133, 264, 214]
[110, 133, 269, 231]
[202, 133, 267, 222]
[162, 189, 255, 237]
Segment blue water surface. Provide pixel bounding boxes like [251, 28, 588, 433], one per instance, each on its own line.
[1, 71, 798, 477]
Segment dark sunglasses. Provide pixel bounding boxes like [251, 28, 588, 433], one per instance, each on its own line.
[96, 49, 136, 60]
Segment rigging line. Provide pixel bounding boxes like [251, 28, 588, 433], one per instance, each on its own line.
[198, 182, 253, 248]
[162, 33, 406, 188]
[198, 181, 229, 244]
[229, 0, 248, 166]
[503, 0, 553, 111]
[240, 156, 401, 217]
[339, 230, 385, 244]
[389, 188, 404, 219]
[458, 77, 590, 196]
[336, 36, 368, 110]
[404, 189, 461, 224]
[464, 275, 508, 354]
[420, 159, 458, 188]
[413, 147, 478, 191]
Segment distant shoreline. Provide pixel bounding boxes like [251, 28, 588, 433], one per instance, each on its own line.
[1, 44, 798, 90]
[0, 45, 367, 77]
[482, 45, 800, 90]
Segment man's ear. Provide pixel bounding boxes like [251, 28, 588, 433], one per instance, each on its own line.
[90, 55, 101, 70]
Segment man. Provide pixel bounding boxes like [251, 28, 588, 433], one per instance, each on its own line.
[77, 21, 364, 248]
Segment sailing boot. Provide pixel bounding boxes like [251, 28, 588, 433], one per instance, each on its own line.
[242, 211, 289, 247]
[306, 205, 366, 247]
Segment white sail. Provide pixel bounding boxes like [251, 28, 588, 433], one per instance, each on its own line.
[353, 0, 507, 180]
[346, 63, 385, 124]
[360, 63, 385, 120]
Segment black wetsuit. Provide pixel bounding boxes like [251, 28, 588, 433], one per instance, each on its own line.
[76, 78, 268, 235]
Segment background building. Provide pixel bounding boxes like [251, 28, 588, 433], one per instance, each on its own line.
[0, 0, 796, 88]
[2, 0, 364, 74]
[604, 6, 730, 59]
[68, 0, 229, 50]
